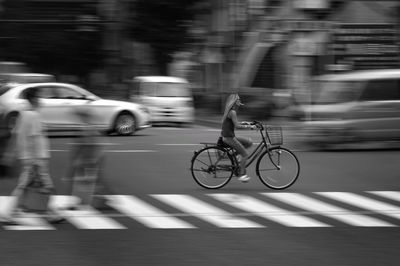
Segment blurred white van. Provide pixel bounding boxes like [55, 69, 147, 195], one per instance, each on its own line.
[130, 76, 194, 125]
[291, 69, 400, 147]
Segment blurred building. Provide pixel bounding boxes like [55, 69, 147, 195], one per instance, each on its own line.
[1, 0, 399, 107]
[0, 0, 154, 98]
[0, 0, 103, 82]
[188, 0, 400, 112]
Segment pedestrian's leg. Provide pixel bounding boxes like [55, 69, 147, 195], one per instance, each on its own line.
[7, 160, 34, 217]
[36, 159, 54, 192]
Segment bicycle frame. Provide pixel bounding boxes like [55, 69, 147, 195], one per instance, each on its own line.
[223, 126, 272, 169]
[192, 122, 299, 190]
[245, 127, 270, 168]
[199, 122, 281, 172]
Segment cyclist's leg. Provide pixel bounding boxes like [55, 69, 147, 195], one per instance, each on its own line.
[222, 137, 248, 175]
[235, 136, 253, 165]
[236, 136, 253, 149]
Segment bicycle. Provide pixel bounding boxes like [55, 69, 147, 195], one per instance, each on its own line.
[190, 121, 300, 189]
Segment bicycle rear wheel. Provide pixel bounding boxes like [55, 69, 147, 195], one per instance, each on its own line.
[256, 147, 300, 189]
[190, 146, 234, 189]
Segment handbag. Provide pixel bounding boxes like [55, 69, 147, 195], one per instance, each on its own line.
[19, 165, 50, 212]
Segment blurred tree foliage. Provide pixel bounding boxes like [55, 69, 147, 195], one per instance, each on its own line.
[128, 0, 200, 75]
[0, 0, 103, 79]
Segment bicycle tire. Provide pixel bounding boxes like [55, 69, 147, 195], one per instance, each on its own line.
[256, 147, 300, 190]
[190, 146, 234, 189]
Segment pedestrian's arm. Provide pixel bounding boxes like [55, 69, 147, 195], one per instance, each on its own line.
[15, 113, 29, 159]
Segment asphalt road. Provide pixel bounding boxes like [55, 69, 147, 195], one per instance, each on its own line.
[1, 125, 400, 266]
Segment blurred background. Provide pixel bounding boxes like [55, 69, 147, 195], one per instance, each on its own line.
[0, 0, 399, 123]
[1, 3, 400, 263]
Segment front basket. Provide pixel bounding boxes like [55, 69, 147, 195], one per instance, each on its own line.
[265, 126, 283, 146]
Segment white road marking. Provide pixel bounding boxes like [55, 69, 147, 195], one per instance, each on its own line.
[50, 150, 157, 153]
[106, 150, 156, 153]
[67, 143, 121, 146]
[317, 192, 400, 221]
[157, 144, 201, 146]
[3, 191, 400, 230]
[264, 193, 394, 227]
[3, 213, 55, 231]
[49, 195, 126, 230]
[368, 191, 400, 203]
[152, 194, 264, 228]
[211, 194, 329, 227]
[0, 196, 55, 230]
[105, 195, 195, 229]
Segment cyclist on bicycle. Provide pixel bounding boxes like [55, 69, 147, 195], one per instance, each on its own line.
[220, 93, 256, 182]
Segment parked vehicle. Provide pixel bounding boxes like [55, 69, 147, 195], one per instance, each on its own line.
[130, 76, 194, 125]
[0, 82, 151, 136]
[290, 69, 400, 147]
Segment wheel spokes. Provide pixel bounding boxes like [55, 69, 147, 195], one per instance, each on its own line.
[191, 147, 234, 189]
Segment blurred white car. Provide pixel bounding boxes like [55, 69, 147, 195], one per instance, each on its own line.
[0, 82, 151, 135]
[290, 69, 400, 147]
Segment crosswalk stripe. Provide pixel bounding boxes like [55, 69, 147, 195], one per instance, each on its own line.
[316, 192, 400, 220]
[49, 195, 126, 230]
[368, 191, 400, 203]
[152, 194, 264, 228]
[0, 195, 14, 218]
[3, 213, 55, 231]
[105, 195, 195, 229]
[0, 196, 55, 230]
[209, 194, 330, 227]
[3, 191, 400, 230]
[263, 193, 395, 227]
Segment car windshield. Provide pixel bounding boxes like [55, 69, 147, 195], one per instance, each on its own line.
[313, 80, 361, 104]
[141, 82, 190, 97]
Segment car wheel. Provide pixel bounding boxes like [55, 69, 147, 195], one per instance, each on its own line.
[114, 112, 136, 136]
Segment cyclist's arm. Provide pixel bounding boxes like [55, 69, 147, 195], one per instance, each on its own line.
[229, 110, 251, 129]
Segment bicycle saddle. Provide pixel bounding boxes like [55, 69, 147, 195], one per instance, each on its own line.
[217, 137, 230, 148]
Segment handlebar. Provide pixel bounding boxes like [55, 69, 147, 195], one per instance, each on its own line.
[241, 121, 264, 130]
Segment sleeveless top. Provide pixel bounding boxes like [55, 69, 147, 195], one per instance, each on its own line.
[221, 111, 235, 137]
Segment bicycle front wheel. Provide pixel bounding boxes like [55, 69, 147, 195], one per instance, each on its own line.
[190, 146, 234, 189]
[256, 147, 300, 189]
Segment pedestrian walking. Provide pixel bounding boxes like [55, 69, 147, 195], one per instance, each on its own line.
[66, 107, 104, 208]
[0, 105, 18, 179]
[2, 87, 59, 224]
[0, 107, 10, 177]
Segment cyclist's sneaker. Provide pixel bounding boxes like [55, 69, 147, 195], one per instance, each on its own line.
[238, 174, 250, 182]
